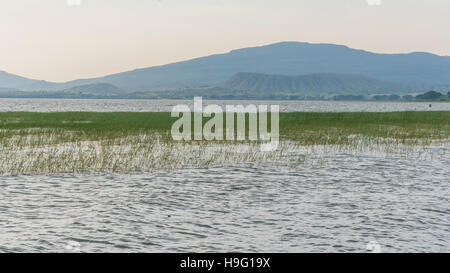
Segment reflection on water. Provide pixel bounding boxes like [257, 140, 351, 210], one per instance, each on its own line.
[1, 98, 450, 112]
[0, 146, 448, 253]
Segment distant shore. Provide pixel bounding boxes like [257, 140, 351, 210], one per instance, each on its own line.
[0, 89, 449, 102]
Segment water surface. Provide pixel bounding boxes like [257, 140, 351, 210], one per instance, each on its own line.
[1, 99, 448, 252]
[1, 98, 449, 112]
[1, 146, 448, 253]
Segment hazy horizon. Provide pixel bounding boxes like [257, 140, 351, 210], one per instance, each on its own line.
[1, 0, 449, 82]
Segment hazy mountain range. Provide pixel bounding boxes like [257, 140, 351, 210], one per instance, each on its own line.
[1, 42, 450, 95]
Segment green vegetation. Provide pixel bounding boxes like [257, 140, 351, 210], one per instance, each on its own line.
[0, 111, 449, 144]
[0, 111, 448, 174]
[281, 111, 450, 143]
[415, 91, 449, 101]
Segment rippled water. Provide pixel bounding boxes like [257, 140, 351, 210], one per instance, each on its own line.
[1, 98, 449, 112]
[1, 145, 448, 253]
[1, 99, 448, 252]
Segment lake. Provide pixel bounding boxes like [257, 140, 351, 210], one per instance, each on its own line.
[0, 144, 448, 252]
[0, 99, 448, 253]
[0, 98, 449, 112]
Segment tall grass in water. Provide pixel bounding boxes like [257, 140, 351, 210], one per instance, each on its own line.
[0, 112, 448, 174]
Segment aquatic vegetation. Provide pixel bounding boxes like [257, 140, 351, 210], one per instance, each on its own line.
[0, 112, 448, 174]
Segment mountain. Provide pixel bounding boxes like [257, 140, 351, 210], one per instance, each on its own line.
[62, 83, 124, 95]
[0, 70, 60, 91]
[224, 72, 413, 95]
[0, 87, 19, 92]
[0, 70, 37, 89]
[1, 41, 450, 92]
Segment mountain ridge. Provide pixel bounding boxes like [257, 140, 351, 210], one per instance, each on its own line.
[1, 41, 450, 92]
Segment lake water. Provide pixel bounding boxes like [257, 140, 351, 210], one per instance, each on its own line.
[0, 99, 449, 253]
[0, 98, 449, 112]
[0, 145, 448, 253]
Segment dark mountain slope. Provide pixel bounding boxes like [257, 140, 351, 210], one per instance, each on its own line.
[224, 72, 413, 94]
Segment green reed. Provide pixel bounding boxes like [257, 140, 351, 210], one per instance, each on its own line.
[0, 111, 448, 174]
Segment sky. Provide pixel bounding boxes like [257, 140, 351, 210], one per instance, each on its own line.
[0, 0, 449, 82]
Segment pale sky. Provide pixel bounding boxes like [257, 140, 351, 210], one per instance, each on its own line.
[0, 0, 449, 82]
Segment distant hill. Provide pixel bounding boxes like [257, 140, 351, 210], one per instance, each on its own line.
[0, 87, 19, 92]
[0, 70, 37, 89]
[0, 70, 59, 91]
[223, 72, 413, 95]
[1, 41, 450, 92]
[62, 83, 124, 95]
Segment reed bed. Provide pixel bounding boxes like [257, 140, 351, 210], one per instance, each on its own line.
[0, 111, 448, 174]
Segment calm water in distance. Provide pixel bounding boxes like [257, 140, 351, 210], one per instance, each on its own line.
[0, 98, 449, 112]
